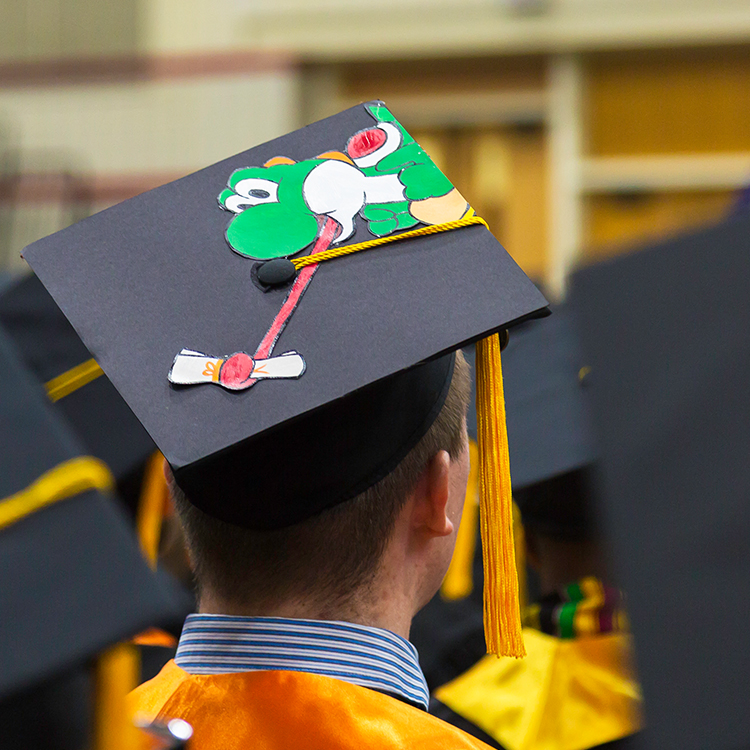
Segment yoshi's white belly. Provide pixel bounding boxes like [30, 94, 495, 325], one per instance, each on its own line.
[302, 159, 405, 242]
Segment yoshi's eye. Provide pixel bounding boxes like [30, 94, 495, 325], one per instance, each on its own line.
[223, 177, 279, 214]
[223, 177, 280, 213]
[233, 177, 279, 204]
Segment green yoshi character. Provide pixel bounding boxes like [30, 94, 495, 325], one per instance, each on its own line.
[216, 102, 471, 260]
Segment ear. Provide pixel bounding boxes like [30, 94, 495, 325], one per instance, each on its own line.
[410, 450, 454, 538]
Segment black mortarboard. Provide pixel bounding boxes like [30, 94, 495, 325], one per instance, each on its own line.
[0, 327, 178, 699]
[570, 213, 750, 750]
[501, 307, 595, 490]
[0, 273, 157, 516]
[500, 307, 598, 539]
[23, 101, 548, 656]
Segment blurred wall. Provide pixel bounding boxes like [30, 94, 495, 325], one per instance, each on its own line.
[2, 0, 750, 292]
[0, 2, 301, 271]
[0, 68, 298, 270]
[0, 0, 139, 61]
[583, 46, 750, 258]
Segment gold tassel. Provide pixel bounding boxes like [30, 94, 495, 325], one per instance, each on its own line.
[475, 334, 526, 657]
[441, 440, 480, 600]
[135, 452, 169, 568]
[94, 643, 141, 750]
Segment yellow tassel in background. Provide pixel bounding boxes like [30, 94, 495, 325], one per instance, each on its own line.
[94, 643, 141, 750]
[136, 452, 169, 568]
[475, 334, 526, 658]
[441, 440, 480, 601]
[94, 452, 170, 750]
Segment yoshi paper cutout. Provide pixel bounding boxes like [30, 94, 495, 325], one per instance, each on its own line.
[216, 102, 469, 260]
[169, 102, 471, 391]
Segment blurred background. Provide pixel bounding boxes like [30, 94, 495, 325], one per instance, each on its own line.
[1, 0, 750, 294]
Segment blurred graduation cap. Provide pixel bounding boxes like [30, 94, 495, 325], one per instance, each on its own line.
[0, 325, 180, 701]
[23, 100, 548, 656]
[501, 307, 595, 491]
[460, 308, 597, 545]
[0, 273, 157, 514]
[500, 307, 598, 541]
[569, 213, 750, 750]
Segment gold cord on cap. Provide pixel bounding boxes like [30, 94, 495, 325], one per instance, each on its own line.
[291, 215, 488, 270]
[45, 358, 104, 402]
[0, 456, 113, 531]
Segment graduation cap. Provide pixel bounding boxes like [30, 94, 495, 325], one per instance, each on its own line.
[501, 307, 595, 490]
[499, 307, 598, 540]
[22, 100, 548, 657]
[0, 273, 158, 514]
[569, 213, 750, 750]
[0, 326, 179, 700]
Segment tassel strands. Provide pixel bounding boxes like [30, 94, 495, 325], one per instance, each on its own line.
[475, 334, 526, 658]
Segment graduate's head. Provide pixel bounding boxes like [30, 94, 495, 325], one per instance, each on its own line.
[515, 468, 597, 544]
[515, 468, 609, 593]
[170, 351, 471, 618]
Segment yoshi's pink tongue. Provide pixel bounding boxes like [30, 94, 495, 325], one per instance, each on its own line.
[251, 216, 340, 364]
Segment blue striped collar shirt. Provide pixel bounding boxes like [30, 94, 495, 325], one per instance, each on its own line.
[175, 614, 429, 710]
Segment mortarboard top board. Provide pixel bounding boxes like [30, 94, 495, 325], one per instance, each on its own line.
[0, 327, 180, 699]
[0, 272, 157, 511]
[24, 100, 548, 656]
[569, 213, 750, 750]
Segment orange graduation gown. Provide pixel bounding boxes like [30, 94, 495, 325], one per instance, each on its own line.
[130, 660, 494, 749]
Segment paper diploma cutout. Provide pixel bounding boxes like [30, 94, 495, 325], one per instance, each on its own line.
[169, 349, 305, 391]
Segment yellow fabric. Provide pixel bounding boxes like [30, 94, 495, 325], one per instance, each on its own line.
[129, 661, 495, 750]
[442, 439, 480, 600]
[476, 334, 525, 658]
[0, 456, 113, 531]
[291, 216, 489, 270]
[45, 357, 104, 402]
[95, 643, 141, 750]
[435, 629, 643, 750]
[131, 628, 178, 648]
[136, 452, 169, 568]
